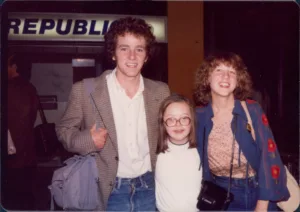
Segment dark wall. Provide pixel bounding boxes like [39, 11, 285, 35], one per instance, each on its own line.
[204, 2, 299, 156]
[2, 1, 167, 15]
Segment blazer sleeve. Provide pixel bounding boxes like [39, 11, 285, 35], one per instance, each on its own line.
[249, 101, 290, 201]
[56, 81, 98, 155]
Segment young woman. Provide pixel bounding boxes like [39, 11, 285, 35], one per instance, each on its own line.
[194, 52, 289, 211]
[155, 94, 202, 212]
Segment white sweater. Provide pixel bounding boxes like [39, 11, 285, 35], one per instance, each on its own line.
[155, 141, 202, 212]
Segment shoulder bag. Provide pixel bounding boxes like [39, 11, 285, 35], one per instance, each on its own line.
[241, 101, 300, 212]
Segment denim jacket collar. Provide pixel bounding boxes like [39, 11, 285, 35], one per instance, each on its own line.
[233, 100, 248, 121]
[204, 100, 248, 124]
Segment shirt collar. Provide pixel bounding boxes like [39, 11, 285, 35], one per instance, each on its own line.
[167, 139, 190, 151]
[111, 69, 145, 97]
[205, 99, 248, 121]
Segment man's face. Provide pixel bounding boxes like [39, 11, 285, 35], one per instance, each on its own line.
[113, 32, 148, 80]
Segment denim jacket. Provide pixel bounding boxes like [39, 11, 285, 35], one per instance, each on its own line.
[196, 99, 290, 201]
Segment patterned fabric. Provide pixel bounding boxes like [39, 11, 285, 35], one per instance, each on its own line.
[208, 120, 256, 178]
[196, 100, 290, 201]
[55, 70, 170, 210]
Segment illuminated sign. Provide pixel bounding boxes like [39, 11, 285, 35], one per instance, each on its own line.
[8, 13, 167, 42]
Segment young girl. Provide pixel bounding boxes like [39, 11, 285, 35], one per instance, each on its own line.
[155, 94, 202, 212]
[193, 52, 289, 211]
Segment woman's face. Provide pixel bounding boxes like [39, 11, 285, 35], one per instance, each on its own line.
[209, 64, 237, 99]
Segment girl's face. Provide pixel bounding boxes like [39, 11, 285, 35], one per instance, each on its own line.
[209, 64, 237, 100]
[163, 102, 192, 145]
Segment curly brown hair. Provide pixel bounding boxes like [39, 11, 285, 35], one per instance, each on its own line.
[104, 17, 156, 65]
[193, 52, 253, 106]
[157, 93, 197, 154]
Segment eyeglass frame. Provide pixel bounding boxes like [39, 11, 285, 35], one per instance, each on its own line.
[164, 116, 192, 127]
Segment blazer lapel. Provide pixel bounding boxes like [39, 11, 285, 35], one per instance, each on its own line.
[90, 71, 118, 152]
[143, 79, 160, 166]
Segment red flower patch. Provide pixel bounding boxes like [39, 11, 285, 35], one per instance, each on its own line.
[271, 165, 280, 179]
[268, 139, 276, 152]
[262, 114, 268, 126]
[246, 99, 256, 104]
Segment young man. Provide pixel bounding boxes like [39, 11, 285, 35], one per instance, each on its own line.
[56, 17, 170, 211]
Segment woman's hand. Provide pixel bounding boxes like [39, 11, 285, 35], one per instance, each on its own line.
[254, 200, 269, 212]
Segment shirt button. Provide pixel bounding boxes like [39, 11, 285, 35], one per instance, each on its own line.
[115, 156, 119, 161]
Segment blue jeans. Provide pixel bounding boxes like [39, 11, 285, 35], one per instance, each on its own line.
[106, 171, 156, 212]
[212, 175, 278, 211]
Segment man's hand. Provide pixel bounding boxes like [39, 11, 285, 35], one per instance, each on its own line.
[90, 124, 107, 149]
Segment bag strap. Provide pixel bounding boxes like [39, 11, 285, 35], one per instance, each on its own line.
[202, 114, 236, 202]
[50, 188, 55, 210]
[241, 101, 256, 141]
[83, 78, 96, 99]
[227, 115, 237, 202]
[37, 95, 48, 124]
[83, 78, 117, 152]
[83, 78, 100, 129]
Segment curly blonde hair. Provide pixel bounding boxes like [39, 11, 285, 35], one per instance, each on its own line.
[193, 52, 253, 106]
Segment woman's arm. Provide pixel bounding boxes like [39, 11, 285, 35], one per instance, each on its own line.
[247, 100, 290, 202]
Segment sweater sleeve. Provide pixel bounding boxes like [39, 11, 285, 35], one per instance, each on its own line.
[248, 100, 290, 201]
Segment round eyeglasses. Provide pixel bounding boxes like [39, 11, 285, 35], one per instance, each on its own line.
[164, 117, 191, 127]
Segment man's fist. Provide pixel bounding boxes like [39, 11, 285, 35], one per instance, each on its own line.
[90, 124, 107, 149]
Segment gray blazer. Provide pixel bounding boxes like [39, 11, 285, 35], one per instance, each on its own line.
[56, 70, 170, 210]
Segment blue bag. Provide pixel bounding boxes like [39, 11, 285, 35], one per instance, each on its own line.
[48, 153, 100, 210]
[49, 78, 100, 210]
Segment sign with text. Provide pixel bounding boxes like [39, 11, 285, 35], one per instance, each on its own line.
[8, 13, 167, 42]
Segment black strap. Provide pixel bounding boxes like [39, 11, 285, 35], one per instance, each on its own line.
[199, 127, 205, 171]
[202, 115, 237, 201]
[37, 95, 48, 124]
[227, 115, 237, 201]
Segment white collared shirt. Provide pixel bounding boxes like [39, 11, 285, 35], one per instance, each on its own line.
[106, 69, 151, 178]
